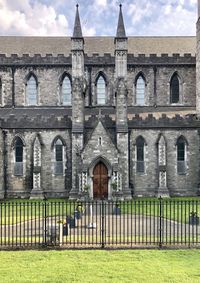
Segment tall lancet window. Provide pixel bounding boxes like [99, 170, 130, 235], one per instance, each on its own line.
[97, 75, 106, 105]
[136, 75, 145, 105]
[177, 136, 187, 174]
[54, 139, 64, 175]
[61, 76, 71, 106]
[136, 136, 145, 173]
[26, 75, 37, 105]
[170, 73, 180, 104]
[14, 137, 24, 176]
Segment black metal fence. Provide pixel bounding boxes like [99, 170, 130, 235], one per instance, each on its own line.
[0, 199, 200, 249]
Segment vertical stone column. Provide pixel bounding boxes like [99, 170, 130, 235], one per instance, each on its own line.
[70, 79, 84, 199]
[114, 5, 131, 199]
[69, 5, 85, 199]
[115, 78, 131, 199]
[196, 0, 200, 117]
[0, 130, 5, 199]
[197, 130, 200, 195]
[30, 136, 44, 199]
[157, 135, 169, 197]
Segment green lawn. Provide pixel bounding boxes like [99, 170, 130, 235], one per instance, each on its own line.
[0, 200, 77, 224]
[120, 198, 200, 224]
[1, 198, 200, 224]
[0, 250, 200, 282]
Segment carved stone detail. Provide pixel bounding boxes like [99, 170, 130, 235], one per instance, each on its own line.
[158, 135, 169, 197]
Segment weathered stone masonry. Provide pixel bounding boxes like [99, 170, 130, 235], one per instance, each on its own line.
[0, 3, 200, 199]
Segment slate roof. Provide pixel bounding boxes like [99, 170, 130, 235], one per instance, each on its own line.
[0, 36, 195, 56]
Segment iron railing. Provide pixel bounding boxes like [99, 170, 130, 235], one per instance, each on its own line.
[0, 199, 200, 249]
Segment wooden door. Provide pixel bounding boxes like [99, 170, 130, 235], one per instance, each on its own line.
[93, 162, 108, 199]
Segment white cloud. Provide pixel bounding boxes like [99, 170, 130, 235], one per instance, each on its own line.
[0, 0, 70, 35]
[126, 0, 196, 36]
[0, 0, 197, 36]
[94, 0, 107, 8]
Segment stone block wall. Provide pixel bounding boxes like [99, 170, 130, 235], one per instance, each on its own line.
[130, 129, 199, 197]
[0, 62, 195, 108]
[13, 67, 72, 107]
[0, 68, 13, 107]
[4, 129, 71, 198]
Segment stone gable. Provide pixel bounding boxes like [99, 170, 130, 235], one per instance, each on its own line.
[81, 120, 118, 168]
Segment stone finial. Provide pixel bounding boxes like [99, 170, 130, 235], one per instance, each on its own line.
[73, 4, 83, 38]
[116, 4, 126, 38]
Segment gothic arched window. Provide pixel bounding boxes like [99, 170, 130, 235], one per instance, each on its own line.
[136, 136, 145, 173]
[177, 136, 187, 174]
[26, 75, 37, 105]
[136, 75, 145, 105]
[96, 75, 106, 105]
[14, 137, 24, 176]
[170, 74, 180, 104]
[61, 76, 71, 106]
[54, 139, 64, 175]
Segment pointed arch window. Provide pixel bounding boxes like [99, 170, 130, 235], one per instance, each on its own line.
[61, 76, 71, 106]
[54, 139, 64, 175]
[26, 75, 37, 105]
[136, 136, 145, 173]
[170, 74, 180, 104]
[14, 137, 24, 176]
[177, 136, 187, 174]
[136, 75, 145, 105]
[97, 75, 106, 105]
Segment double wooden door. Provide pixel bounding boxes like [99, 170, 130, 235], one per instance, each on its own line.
[93, 162, 108, 199]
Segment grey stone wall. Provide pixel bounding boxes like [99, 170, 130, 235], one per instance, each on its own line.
[5, 129, 71, 198]
[0, 130, 5, 198]
[88, 66, 115, 106]
[0, 64, 195, 108]
[82, 121, 118, 168]
[156, 66, 196, 106]
[14, 67, 72, 106]
[130, 129, 199, 197]
[126, 66, 196, 107]
[197, 19, 200, 116]
[127, 67, 154, 106]
[0, 68, 13, 107]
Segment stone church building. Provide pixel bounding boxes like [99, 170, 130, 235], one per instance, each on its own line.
[0, 3, 200, 199]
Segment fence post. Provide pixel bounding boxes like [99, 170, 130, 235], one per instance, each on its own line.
[159, 196, 163, 248]
[44, 199, 47, 246]
[101, 200, 105, 248]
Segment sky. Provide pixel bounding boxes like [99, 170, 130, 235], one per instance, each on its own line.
[0, 0, 197, 36]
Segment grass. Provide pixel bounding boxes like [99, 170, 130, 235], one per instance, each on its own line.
[1, 198, 200, 224]
[0, 200, 77, 224]
[120, 198, 200, 224]
[0, 249, 200, 282]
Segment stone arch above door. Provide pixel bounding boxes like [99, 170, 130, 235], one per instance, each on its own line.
[88, 156, 112, 199]
[88, 155, 112, 177]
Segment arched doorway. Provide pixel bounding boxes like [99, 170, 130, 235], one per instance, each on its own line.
[93, 161, 108, 199]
